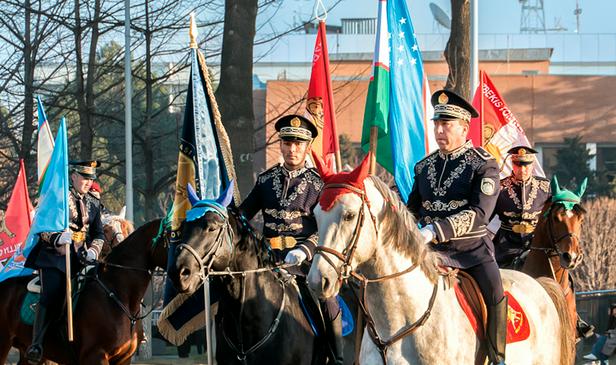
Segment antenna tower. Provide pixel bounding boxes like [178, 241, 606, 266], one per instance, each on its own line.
[519, 0, 546, 33]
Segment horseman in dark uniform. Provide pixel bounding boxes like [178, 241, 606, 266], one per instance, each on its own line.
[491, 147, 595, 339]
[406, 90, 507, 365]
[239, 114, 343, 365]
[25, 160, 105, 364]
[490, 146, 550, 269]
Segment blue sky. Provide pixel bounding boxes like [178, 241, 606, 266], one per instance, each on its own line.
[264, 0, 615, 35]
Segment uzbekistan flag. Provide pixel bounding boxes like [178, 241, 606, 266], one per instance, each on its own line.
[361, 0, 435, 202]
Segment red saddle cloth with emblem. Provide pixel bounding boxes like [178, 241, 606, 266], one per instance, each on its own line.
[453, 271, 530, 344]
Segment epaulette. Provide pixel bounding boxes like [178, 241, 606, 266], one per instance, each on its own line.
[416, 149, 439, 165]
[471, 147, 495, 161]
[306, 166, 321, 178]
[256, 164, 281, 184]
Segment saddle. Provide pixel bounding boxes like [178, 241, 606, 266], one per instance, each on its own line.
[442, 267, 531, 344]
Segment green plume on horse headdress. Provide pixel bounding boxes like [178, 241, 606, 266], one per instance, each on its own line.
[550, 175, 587, 211]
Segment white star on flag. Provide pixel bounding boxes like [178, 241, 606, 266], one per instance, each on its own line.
[398, 31, 404, 39]
[397, 58, 404, 66]
[398, 45, 404, 52]
[411, 57, 417, 65]
[400, 17, 407, 25]
[412, 44, 418, 52]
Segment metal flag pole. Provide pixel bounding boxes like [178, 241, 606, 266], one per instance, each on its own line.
[470, 0, 479, 95]
[65, 237, 73, 342]
[124, 0, 133, 221]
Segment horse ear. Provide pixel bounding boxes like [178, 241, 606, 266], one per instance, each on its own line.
[119, 206, 126, 219]
[576, 177, 588, 198]
[348, 152, 372, 185]
[216, 180, 235, 207]
[187, 183, 200, 206]
[550, 175, 562, 195]
[311, 150, 334, 181]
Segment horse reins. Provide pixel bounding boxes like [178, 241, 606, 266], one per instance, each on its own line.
[315, 183, 439, 365]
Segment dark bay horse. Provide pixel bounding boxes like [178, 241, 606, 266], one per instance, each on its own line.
[0, 219, 167, 365]
[168, 199, 333, 365]
[523, 178, 587, 338]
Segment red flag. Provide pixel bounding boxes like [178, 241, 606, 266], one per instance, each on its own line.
[469, 71, 544, 177]
[0, 160, 34, 262]
[306, 21, 340, 171]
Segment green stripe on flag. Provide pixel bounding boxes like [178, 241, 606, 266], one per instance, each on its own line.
[361, 65, 393, 173]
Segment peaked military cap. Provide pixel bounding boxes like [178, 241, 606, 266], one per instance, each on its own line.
[507, 146, 538, 166]
[69, 160, 100, 179]
[431, 89, 479, 122]
[275, 114, 318, 142]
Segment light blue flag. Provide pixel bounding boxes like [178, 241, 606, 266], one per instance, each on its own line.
[387, 0, 431, 202]
[0, 117, 69, 282]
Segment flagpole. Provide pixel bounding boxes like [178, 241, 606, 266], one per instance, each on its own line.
[470, 0, 479, 95]
[480, 70, 484, 145]
[124, 0, 134, 221]
[369, 127, 377, 175]
[189, 15, 214, 365]
[65, 237, 73, 342]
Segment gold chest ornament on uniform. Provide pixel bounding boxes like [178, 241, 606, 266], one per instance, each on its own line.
[512, 222, 535, 234]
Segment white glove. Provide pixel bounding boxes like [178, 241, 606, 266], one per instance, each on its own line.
[419, 225, 436, 245]
[284, 248, 307, 266]
[56, 231, 72, 246]
[85, 248, 98, 262]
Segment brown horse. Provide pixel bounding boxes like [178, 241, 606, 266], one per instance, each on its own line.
[522, 200, 585, 337]
[100, 212, 135, 260]
[0, 219, 167, 365]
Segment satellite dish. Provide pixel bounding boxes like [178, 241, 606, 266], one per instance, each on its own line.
[430, 3, 451, 30]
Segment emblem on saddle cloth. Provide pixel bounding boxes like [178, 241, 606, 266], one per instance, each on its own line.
[454, 286, 531, 344]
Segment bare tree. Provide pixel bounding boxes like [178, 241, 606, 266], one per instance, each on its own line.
[571, 198, 616, 291]
[444, 0, 471, 99]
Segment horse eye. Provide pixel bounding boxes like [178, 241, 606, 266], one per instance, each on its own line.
[343, 211, 356, 221]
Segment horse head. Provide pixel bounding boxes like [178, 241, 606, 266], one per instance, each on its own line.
[308, 152, 430, 300]
[102, 207, 134, 247]
[169, 181, 236, 294]
[537, 175, 587, 270]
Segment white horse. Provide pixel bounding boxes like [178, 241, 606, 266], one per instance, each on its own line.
[307, 169, 575, 365]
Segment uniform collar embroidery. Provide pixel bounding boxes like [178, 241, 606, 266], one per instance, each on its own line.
[438, 140, 473, 160]
[281, 164, 307, 179]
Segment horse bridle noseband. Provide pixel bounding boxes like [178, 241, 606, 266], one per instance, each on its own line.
[315, 183, 439, 365]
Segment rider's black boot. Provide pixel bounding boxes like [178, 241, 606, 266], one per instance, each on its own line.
[487, 296, 507, 365]
[576, 315, 595, 339]
[25, 303, 50, 364]
[325, 312, 344, 365]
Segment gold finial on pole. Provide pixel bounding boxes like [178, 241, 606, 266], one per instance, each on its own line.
[189, 13, 198, 49]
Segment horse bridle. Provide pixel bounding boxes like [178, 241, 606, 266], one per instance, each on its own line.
[530, 204, 583, 261]
[314, 183, 439, 365]
[177, 208, 287, 363]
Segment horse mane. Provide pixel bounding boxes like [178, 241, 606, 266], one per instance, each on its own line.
[368, 176, 439, 283]
[227, 207, 274, 268]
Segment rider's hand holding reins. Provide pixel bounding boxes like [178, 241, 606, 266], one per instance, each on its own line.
[419, 225, 436, 245]
[284, 248, 307, 266]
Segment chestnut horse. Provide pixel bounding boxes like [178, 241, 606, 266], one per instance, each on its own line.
[101, 209, 135, 260]
[522, 177, 587, 339]
[0, 219, 167, 365]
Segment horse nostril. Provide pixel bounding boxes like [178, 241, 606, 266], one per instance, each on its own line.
[179, 267, 191, 280]
[561, 252, 572, 264]
[322, 276, 331, 292]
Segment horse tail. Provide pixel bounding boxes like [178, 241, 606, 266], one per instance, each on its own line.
[536, 277, 575, 365]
